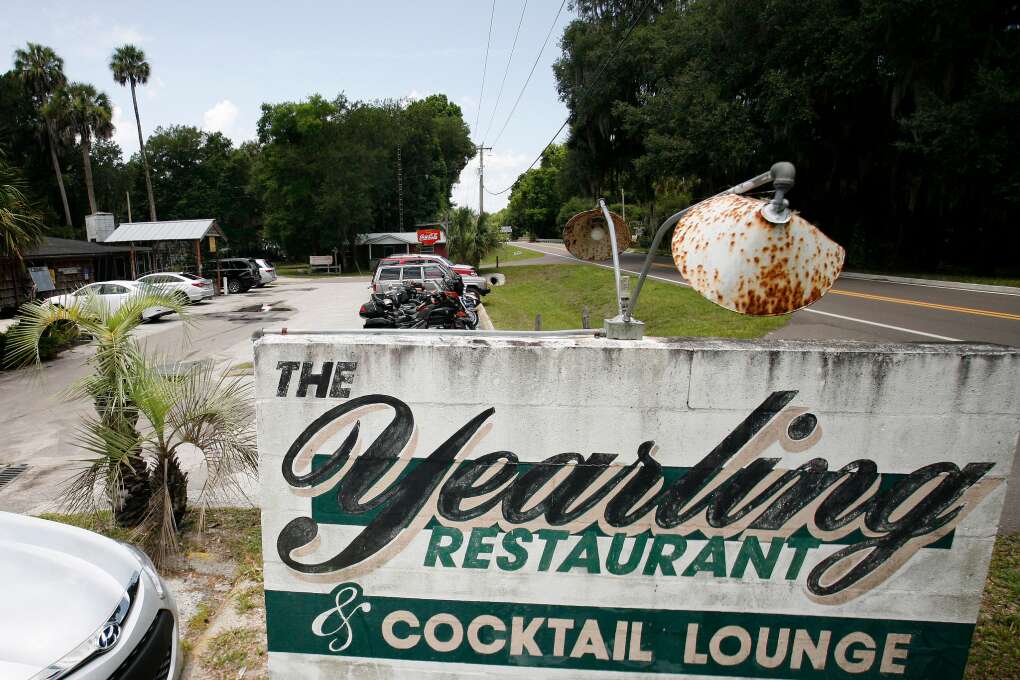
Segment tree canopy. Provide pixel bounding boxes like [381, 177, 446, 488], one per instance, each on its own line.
[253, 93, 474, 258]
[553, 0, 1020, 273]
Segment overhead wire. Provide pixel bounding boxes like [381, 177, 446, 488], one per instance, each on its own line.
[489, 0, 567, 148]
[473, 0, 497, 142]
[486, 0, 654, 196]
[481, 0, 529, 144]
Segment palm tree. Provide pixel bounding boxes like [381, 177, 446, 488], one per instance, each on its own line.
[64, 83, 115, 215]
[447, 206, 500, 267]
[110, 45, 156, 221]
[12, 43, 72, 229]
[5, 289, 189, 528]
[72, 354, 256, 566]
[0, 153, 45, 258]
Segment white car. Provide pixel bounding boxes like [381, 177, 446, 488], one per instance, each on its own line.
[0, 512, 182, 679]
[43, 281, 175, 321]
[136, 272, 215, 303]
[253, 259, 277, 286]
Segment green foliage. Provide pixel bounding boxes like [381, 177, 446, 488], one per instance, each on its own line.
[554, 0, 1020, 275]
[0, 153, 44, 257]
[129, 125, 261, 252]
[446, 206, 500, 268]
[109, 45, 150, 87]
[253, 93, 473, 259]
[507, 145, 569, 239]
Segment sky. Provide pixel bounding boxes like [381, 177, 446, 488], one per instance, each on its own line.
[2, 0, 575, 212]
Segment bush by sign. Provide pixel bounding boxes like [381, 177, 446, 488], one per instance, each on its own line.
[255, 334, 1019, 678]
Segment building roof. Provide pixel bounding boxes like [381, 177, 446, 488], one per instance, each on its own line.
[104, 219, 225, 243]
[25, 236, 148, 258]
[356, 231, 446, 246]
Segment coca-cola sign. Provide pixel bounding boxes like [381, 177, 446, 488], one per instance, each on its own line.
[417, 228, 441, 246]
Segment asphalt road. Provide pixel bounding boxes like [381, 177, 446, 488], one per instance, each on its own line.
[512, 241, 1020, 346]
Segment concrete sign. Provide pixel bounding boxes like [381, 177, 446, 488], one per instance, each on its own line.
[255, 334, 1019, 679]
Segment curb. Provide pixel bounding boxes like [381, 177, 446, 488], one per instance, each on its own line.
[840, 272, 1020, 295]
[476, 303, 495, 330]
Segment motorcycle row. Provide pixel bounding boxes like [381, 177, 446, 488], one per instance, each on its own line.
[359, 273, 479, 330]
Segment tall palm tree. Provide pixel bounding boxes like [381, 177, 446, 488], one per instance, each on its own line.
[110, 45, 157, 221]
[5, 289, 189, 527]
[64, 83, 114, 215]
[12, 43, 72, 229]
[0, 153, 45, 258]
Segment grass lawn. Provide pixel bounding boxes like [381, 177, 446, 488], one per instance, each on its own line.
[967, 534, 1020, 679]
[481, 243, 545, 267]
[481, 264, 788, 338]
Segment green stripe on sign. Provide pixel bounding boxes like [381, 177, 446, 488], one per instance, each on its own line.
[307, 455, 955, 549]
[265, 587, 973, 678]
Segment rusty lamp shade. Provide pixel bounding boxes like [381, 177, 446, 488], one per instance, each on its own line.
[564, 209, 632, 262]
[671, 193, 845, 316]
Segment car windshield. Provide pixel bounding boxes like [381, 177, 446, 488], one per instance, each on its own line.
[180, 273, 203, 280]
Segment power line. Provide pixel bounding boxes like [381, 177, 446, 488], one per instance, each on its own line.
[473, 0, 497, 141]
[489, 0, 567, 148]
[486, 0, 654, 196]
[481, 0, 529, 144]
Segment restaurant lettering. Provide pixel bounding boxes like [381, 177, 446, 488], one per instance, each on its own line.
[275, 390, 1000, 604]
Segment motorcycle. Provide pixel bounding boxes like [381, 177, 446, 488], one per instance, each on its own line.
[360, 275, 477, 330]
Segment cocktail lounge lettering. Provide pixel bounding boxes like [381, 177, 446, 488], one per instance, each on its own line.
[275, 390, 1000, 603]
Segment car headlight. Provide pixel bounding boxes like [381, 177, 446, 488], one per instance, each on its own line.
[28, 575, 137, 680]
[122, 543, 166, 600]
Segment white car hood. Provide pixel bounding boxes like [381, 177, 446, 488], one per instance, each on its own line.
[0, 513, 137, 676]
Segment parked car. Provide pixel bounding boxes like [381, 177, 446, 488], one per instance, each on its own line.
[253, 258, 278, 287]
[43, 281, 175, 321]
[376, 254, 477, 277]
[214, 258, 259, 294]
[0, 512, 182, 679]
[373, 258, 490, 297]
[136, 272, 214, 304]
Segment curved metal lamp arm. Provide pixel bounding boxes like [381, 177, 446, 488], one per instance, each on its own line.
[626, 164, 793, 321]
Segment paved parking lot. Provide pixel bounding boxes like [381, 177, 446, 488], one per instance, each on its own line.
[0, 276, 371, 515]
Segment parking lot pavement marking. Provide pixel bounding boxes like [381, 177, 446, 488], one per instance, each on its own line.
[828, 289, 1020, 321]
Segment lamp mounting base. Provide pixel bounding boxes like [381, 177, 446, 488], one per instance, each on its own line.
[604, 315, 645, 340]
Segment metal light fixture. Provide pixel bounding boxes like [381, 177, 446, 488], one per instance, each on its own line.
[564, 163, 846, 339]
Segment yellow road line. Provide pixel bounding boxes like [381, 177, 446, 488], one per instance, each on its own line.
[829, 289, 1020, 321]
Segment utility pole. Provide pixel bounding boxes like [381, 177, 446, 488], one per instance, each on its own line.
[126, 191, 132, 223]
[397, 145, 404, 230]
[477, 144, 492, 221]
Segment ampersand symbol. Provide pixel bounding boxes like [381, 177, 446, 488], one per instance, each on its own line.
[311, 582, 372, 652]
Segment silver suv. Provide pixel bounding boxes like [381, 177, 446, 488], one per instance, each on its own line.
[372, 262, 489, 297]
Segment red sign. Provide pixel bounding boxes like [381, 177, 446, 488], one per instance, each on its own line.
[416, 228, 441, 246]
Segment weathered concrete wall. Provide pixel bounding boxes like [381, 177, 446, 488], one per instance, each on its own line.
[255, 333, 1020, 679]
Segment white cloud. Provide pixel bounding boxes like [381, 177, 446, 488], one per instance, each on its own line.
[145, 76, 166, 101]
[110, 105, 137, 156]
[109, 24, 150, 45]
[202, 99, 240, 137]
